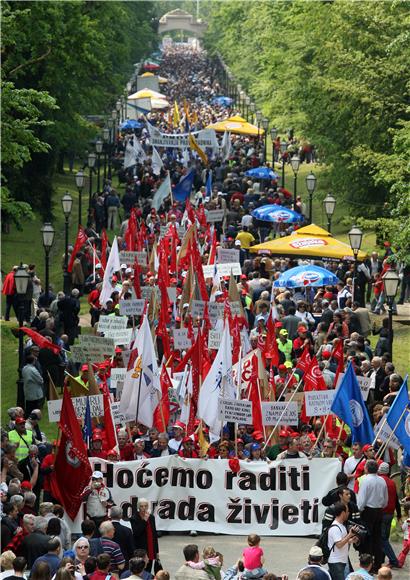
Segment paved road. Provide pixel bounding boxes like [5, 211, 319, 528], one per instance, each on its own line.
[157, 533, 408, 578]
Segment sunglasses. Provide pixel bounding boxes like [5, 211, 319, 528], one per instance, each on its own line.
[77, 546, 89, 549]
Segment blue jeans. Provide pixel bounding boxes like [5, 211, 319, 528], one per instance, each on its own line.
[381, 513, 399, 566]
[328, 562, 347, 580]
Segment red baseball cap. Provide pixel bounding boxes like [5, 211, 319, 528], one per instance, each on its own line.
[15, 417, 26, 425]
[253, 431, 264, 441]
[322, 350, 331, 359]
[81, 364, 89, 372]
[298, 326, 307, 333]
[174, 421, 186, 430]
[274, 321, 283, 328]
[279, 429, 288, 438]
[93, 433, 103, 441]
[278, 364, 287, 371]
[362, 444, 373, 453]
[21, 481, 32, 490]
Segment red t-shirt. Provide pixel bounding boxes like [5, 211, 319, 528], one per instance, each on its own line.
[243, 546, 264, 570]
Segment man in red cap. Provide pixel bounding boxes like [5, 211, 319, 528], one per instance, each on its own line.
[88, 433, 107, 460]
[353, 444, 382, 492]
[8, 417, 34, 462]
[39, 440, 59, 503]
[178, 437, 198, 458]
[266, 429, 290, 460]
[276, 434, 308, 460]
[75, 364, 89, 389]
[169, 421, 185, 453]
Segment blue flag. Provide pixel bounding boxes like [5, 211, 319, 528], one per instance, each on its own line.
[205, 172, 212, 196]
[386, 375, 410, 454]
[173, 170, 195, 202]
[82, 396, 93, 446]
[330, 362, 374, 444]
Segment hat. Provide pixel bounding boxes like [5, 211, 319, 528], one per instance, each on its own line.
[298, 325, 307, 333]
[278, 364, 286, 372]
[251, 443, 261, 451]
[15, 417, 26, 425]
[240, 274, 247, 280]
[125, 267, 132, 274]
[28, 412, 40, 421]
[96, 264, 102, 270]
[253, 431, 264, 441]
[279, 329, 288, 336]
[236, 438, 244, 444]
[309, 546, 323, 558]
[284, 361, 293, 369]
[92, 433, 103, 441]
[235, 240, 241, 246]
[21, 481, 32, 490]
[115, 347, 122, 354]
[362, 444, 373, 453]
[92, 471, 104, 479]
[274, 321, 283, 328]
[107, 449, 119, 458]
[182, 436, 193, 443]
[322, 350, 331, 359]
[378, 462, 390, 474]
[120, 264, 127, 269]
[279, 429, 289, 438]
[174, 421, 186, 430]
[81, 364, 89, 372]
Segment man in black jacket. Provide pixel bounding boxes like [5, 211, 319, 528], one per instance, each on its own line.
[110, 506, 135, 566]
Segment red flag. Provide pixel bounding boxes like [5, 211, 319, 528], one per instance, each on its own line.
[208, 227, 217, 265]
[196, 205, 207, 228]
[263, 314, 280, 367]
[249, 354, 264, 433]
[296, 344, 311, 373]
[153, 363, 171, 432]
[125, 209, 137, 251]
[67, 226, 88, 273]
[133, 260, 142, 299]
[50, 387, 92, 520]
[187, 329, 202, 435]
[331, 339, 344, 386]
[101, 229, 108, 270]
[300, 356, 327, 424]
[19, 327, 61, 355]
[103, 390, 118, 452]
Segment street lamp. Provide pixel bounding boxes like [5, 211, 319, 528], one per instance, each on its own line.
[245, 95, 250, 120]
[87, 151, 96, 212]
[41, 223, 55, 307]
[323, 194, 336, 233]
[305, 171, 317, 224]
[261, 117, 269, 162]
[95, 138, 103, 193]
[107, 118, 114, 179]
[75, 170, 85, 226]
[61, 192, 73, 295]
[14, 264, 30, 407]
[280, 141, 287, 188]
[290, 154, 301, 208]
[382, 270, 400, 359]
[270, 127, 277, 168]
[102, 128, 110, 181]
[348, 225, 363, 304]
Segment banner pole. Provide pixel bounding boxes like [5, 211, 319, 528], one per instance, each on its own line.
[372, 414, 388, 447]
[311, 415, 329, 452]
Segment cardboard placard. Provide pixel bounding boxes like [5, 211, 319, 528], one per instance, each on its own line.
[111, 401, 134, 425]
[110, 368, 127, 399]
[78, 336, 115, 361]
[69, 345, 85, 364]
[206, 209, 225, 223]
[304, 390, 336, 417]
[218, 399, 253, 423]
[119, 251, 147, 266]
[336, 373, 371, 401]
[217, 247, 240, 264]
[103, 328, 133, 346]
[172, 328, 191, 350]
[98, 316, 128, 333]
[261, 402, 299, 426]
[47, 394, 103, 423]
[191, 300, 206, 318]
[208, 302, 225, 322]
[208, 330, 222, 350]
[119, 299, 145, 316]
[230, 301, 242, 316]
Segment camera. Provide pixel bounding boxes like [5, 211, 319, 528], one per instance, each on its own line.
[347, 521, 368, 543]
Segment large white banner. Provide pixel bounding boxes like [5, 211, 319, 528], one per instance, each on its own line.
[146, 122, 219, 149]
[69, 456, 339, 535]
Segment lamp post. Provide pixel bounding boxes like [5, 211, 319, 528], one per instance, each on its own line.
[237, 84, 242, 110]
[261, 118, 269, 162]
[280, 141, 287, 188]
[348, 225, 363, 305]
[270, 127, 277, 168]
[14, 264, 30, 407]
[61, 192, 73, 295]
[87, 151, 96, 212]
[290, 154, 300, 208]
[102, 127, 110, 181]
[116, 99, 122, 124]
[255, 110, 262, 145]
[305, 171, 317, 224]
[75, 170, 85, 226]
[239, 91, 245, 117]
[323, 194, 336, 233]
[95, 138, 103, 193]
[107, 118, 114, 179]
[250, 102, 256, 123]
[111, 109, 117, 164]
[245, 96, 250, 120]
[41, 223, 55, 307]
[382, 270, 400, 359]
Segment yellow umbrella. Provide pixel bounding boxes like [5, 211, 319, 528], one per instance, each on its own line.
[250, 224, 368, 261]
[158, 76, 168, 84]
[141, 72, 154, 77]
[206, 115, 264, 136]
[128, 88, 166, 100]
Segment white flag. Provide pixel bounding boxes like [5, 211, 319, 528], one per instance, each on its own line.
[198, 322, 235, 436]
[133, 138, 146, 162]
[151, 173, 171, 211]
[221, 131, 232, 161]
[151, 146, 163, 176]
[124, 141, 136, 169]
[99, 236, 120, 307]
[119, 315, 161, 427]
[179, 366, 192, 426]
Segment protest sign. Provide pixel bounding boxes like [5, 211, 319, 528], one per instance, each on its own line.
[110, 368, 127, 399]
[217, 248, 240, 264]
[48, 394, 103, 423]
[336, 373, 371, 401]
[374, 419, 400, 450]
[218, 399, 253, 423]
[206, 210, 225, 223]
[119, 299, 145, 316]
[66, 456, 340, 536]
[230, 301, 242, 316]
[173, 328, 191, 350]
[203, 263, 242, 278]
[208, 330, 222, 350]
[69, 345, 85, 364]
[103, 328, 133, 346]
[98, 316, 128, 333]
[304, 390, 336, 417]
[261, 402, 299, 426]
[111, 402, 134, 425]
[191, 300, 206, 318]
[78, 336, 115, 361]
[208, 302, 224, 323]
[119, 251, 147, 266]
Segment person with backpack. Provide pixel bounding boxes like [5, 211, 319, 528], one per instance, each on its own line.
[324, 502, 360, 580]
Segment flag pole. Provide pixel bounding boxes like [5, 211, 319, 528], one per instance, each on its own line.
[372, 414, 389, 447]
[135, 358, 143, 427]
[375, 406, 409, 459]
[276, 368, 298, 401]
[311, 415, 329, 452]
[257, 378, 267, 441]
[333, 421, 345, 457]
[262, 378, 303, 451]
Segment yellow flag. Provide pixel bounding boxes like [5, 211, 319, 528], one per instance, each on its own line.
[47, 372, 60, 401]
[198, 423, 210, 458]
[173, 101, 180, 128]
[66, 372, 88, 397]
[192, 110, 199, 125]
[188, 133, 208, 166]
[183, 99, 190, 123]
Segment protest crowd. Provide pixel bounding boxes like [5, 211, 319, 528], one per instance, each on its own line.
[1, 43, 409, 580]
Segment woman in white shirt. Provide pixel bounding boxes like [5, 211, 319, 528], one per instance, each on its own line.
[295, 301, 316, 328]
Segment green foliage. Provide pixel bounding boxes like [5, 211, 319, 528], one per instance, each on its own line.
[205, 0, 410, 221]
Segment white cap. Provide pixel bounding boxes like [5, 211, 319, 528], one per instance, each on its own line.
[120, 264, 127, 269]
[125, 267, 132, 273]
[235, 240, 241, 246]
[92, 471, 104, 479]
[183, 303, 189, 309]
[215, 291, 223, 297]
[96, 264, 102, 269]
[309, 546, 323, 558]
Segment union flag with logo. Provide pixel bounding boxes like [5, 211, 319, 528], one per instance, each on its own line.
[51, 386, 92, 520]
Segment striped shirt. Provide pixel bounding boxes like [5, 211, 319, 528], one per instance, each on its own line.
[100, 537, 125, 570]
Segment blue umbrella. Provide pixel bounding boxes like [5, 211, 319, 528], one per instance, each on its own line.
[273, 265, 340, 288]
[251, 205, 303, 223]
[211, 96, 233, 107]
[245, 167, 278, 180]
[120, 119, 144, 130]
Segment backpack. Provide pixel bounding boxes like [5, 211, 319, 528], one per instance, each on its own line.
[315, 523, 339, 564]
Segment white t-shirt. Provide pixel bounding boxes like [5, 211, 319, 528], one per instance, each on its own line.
[169, 437, 183, 452]
[343, 455, 363, 490]
[327, 522, 349, 564]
